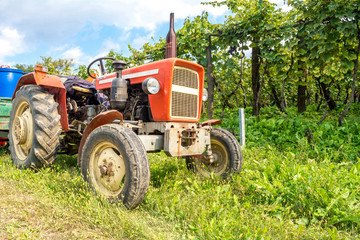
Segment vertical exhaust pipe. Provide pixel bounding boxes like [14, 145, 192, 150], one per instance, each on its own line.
[165, 13, 177, 58]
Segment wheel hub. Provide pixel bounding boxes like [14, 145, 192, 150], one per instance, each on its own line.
[194, 139, 229, 177]
[14, 115, 27, 144]
[15, 109, 32, 147]
[200, 150, 222, 167]
[12, 104, 33, 160]
[211, 152, 221, 167]
[92, 145, 126, 193]
[99, 160, 115, 179]
[99, 165, 108, 176]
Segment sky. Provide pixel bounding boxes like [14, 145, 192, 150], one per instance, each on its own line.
[0, 0, 289, 68]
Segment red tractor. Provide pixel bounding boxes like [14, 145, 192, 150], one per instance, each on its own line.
[8, 14, 243, 209]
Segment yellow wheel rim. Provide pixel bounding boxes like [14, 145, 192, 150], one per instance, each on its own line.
[195, 139, 229, 177]
[12, 101, 34, 161]
[89, 142, 126, 197]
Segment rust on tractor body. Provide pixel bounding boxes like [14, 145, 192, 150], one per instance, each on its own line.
[201, 119, 222, 127]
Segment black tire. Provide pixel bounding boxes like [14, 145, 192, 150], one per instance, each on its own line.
[81, 124, 150, 209]
[9, 85, 61, 169]
[186, 127, 243, 178]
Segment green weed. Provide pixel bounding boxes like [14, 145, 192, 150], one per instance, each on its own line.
[0, 104, 359, 239]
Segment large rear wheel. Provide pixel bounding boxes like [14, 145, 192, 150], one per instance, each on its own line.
[81, 124, 150, 209]
[9, 85, 61, 169]
[186, 127, 243, 178]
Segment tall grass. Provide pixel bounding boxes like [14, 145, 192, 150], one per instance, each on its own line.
[0, 104, 359, 239]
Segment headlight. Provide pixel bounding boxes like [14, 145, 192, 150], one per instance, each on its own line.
[142, 77, 160, 94]
[202, 88, 208, 101]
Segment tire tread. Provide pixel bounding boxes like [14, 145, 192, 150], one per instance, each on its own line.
[9, 85, 61, 168]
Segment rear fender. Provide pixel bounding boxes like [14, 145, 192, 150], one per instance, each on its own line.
[12, 71, 69, 131]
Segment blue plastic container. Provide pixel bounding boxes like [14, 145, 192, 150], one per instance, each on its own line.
[0, 68, 24, 98]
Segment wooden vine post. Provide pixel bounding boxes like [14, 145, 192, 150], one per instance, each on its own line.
[206, 35, 215, 119]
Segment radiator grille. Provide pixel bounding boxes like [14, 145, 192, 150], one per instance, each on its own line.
[172, 67, 199, 89]
[171, 92, 198, 118]
[170, 67, 199, 119]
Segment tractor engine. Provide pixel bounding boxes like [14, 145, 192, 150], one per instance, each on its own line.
[108, 60, 152, 122]
[95, 58, 205, 123]
[123, 84, 152, 121]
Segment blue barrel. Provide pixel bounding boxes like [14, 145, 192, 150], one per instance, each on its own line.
[0, 68, 24, 98]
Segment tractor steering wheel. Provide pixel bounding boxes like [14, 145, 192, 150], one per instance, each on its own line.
[87, 57, 116, 79]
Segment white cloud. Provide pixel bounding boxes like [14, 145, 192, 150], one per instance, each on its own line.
[60, 46, 84, 63]
[132, 32, 156, 49]
[0, 27, 25, 63]
[91, 39, 122, 60]
[101, 39, 122, 52]
[0, 0, 228, 64]
[0, 0, 227, 43]
[50, 44, 70, 54]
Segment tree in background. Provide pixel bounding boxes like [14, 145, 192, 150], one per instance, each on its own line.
[76, 64, 99, 80]
[38, 56, 74, 75]
[288, 0, 359, 123]
[20, 0, 358, 124]
[14, 64, 35, 73]
[203, 0, 289, 117]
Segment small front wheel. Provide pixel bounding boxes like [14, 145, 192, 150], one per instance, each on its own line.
[81, 124, 150, 209]
[186, 127, 243, 178]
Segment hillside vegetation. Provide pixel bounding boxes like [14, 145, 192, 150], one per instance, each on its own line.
[0, 104, 359, 239]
